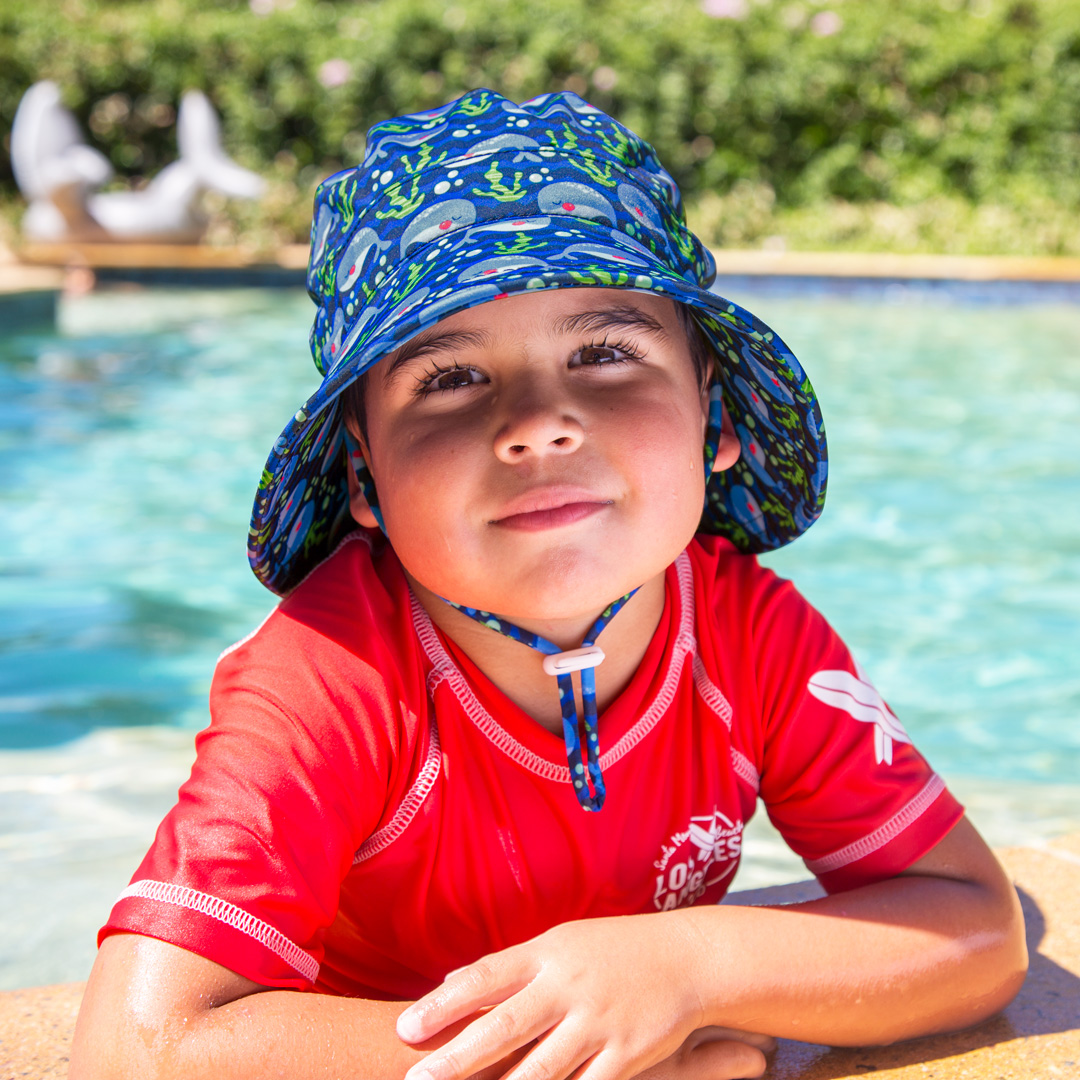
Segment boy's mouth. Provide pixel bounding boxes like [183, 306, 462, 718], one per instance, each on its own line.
[490, 488, 613, 532]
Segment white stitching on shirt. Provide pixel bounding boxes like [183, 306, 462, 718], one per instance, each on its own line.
[600, 552, 697, 768]
[353, 712, 442, 864]
[410, 552, 698, 782]
[691, 654, 759, 793]
[691, 654, 733, 730]
[116, 879, 320, 984]
[414, 595, 567, 779]
[730, 750, 760, 792]
[804, 773, 947, 876]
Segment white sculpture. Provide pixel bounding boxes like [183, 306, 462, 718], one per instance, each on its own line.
[11, 81, 265, 243]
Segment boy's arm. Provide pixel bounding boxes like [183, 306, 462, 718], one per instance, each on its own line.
[71, 816, 1025, 1080]
[393, 816, 1027, 1080]
[69, 935, 528, 1080]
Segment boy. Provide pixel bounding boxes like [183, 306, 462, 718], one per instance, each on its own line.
[72, 91, 1026, 1080]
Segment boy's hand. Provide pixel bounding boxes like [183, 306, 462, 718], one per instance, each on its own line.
[633, 1028, 775, 1080]
[397, 914, 768, 1080]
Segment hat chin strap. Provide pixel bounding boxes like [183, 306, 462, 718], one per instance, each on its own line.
[341, 382, 724, 813]
[702, 381, 726, 477]
[444, 591, 639, 813]
[344, 429, 386, 534]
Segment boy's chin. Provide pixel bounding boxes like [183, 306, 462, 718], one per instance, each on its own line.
[406, 565, 643, 626]
[444, 585, 617, 625]
[483, 592, 619, 627]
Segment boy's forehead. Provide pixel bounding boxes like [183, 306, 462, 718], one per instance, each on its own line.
[379, 288, 682, 379]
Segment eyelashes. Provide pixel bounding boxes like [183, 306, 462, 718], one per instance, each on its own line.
[413, 361, 484, 395]
[572, 337, 642, 368]
[412, 337, 644, 396]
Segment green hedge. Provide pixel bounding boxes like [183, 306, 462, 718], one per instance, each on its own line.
[3, 0, 1080, 253]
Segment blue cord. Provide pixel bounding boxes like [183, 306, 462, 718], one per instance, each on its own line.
[445, 591, 637, 811]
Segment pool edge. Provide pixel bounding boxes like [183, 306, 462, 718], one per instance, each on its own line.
[4, 833, 1077, 1079]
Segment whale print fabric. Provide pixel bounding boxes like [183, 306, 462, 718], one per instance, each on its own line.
[249, 89, 828, 596]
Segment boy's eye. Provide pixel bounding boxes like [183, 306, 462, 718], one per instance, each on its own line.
[572, 342, 638, 367]
[421, 366, 484, 393]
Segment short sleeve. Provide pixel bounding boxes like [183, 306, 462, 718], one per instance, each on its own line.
[99, 625, 406, 989]
[749, 569, 964, 893]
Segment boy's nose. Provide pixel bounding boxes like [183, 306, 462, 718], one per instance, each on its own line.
[492, 395, 585, 463]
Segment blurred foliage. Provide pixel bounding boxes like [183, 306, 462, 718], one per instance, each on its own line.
[2, 0, 1080, 253]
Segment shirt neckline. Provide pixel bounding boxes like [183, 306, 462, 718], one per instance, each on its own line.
[409, 552, 698, 779]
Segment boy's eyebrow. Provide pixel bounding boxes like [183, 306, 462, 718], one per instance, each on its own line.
[382, 304, 669, 385]
[552, 305, 670, 341]
[382, 328, 493, 384]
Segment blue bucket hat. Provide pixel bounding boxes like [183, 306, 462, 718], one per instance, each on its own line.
[248, 88, 827, 598]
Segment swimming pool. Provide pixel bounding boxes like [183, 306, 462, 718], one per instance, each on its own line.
[2, 285, 1078, 987]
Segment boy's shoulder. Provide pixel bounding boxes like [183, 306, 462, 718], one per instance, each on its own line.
[686, 533, 827, 675]
[213, 531, 427, 726]
[276, 529, 408, 646]
[686, 532, 791, 613]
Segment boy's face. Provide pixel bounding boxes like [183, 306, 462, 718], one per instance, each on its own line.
[353, 287, 736, 625]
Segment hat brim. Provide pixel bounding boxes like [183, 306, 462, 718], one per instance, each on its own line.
[249, 215, 826, 595]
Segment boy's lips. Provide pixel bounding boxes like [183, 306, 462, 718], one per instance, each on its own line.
[490, 488, 613, 531]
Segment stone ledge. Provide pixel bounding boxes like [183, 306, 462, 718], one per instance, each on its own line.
[14, 243, 1080, 282]
[0, 264, 65, 293]
[708, 249, 1080, 282]
[759, 840, 1080, 1079]
[2, 838, 1077, 1079]
[16, 241, 309, 271]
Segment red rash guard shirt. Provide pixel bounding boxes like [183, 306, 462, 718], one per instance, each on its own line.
[102, 533, 963, 996]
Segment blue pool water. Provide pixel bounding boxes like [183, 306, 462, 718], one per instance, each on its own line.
[1, 285, 1078, 986]
[758, 298, 1080, 783]
[3, 287, 1077, 775]
[1, 290, 311, 745]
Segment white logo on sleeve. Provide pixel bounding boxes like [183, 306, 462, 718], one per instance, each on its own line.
[806, 664, 911, 765]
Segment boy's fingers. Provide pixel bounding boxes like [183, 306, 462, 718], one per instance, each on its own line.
[685, 1040, 768, 1079]
[499, 1025, 596, 1080]
[467, 1039, 538, 1080]
[686, 1028, 777, 1055]
[404, 993, 554, 1080]
[399, 955, 531, 1043]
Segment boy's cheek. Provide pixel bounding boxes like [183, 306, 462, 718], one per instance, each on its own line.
[371, 422, 474, 494]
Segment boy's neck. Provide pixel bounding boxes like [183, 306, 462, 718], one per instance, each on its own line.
[404, 569, 668, 736]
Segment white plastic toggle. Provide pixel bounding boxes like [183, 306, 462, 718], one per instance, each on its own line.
[542, 645, 606, 676]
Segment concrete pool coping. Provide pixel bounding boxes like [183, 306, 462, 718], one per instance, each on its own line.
[13, 242, 1080, 277]
[10, 241, 307, 291]
[3, 833, 1077, 1079]
[8, 243, 1080, 298]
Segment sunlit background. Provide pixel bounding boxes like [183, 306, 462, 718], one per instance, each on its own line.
[2, 0, 1079, 989]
